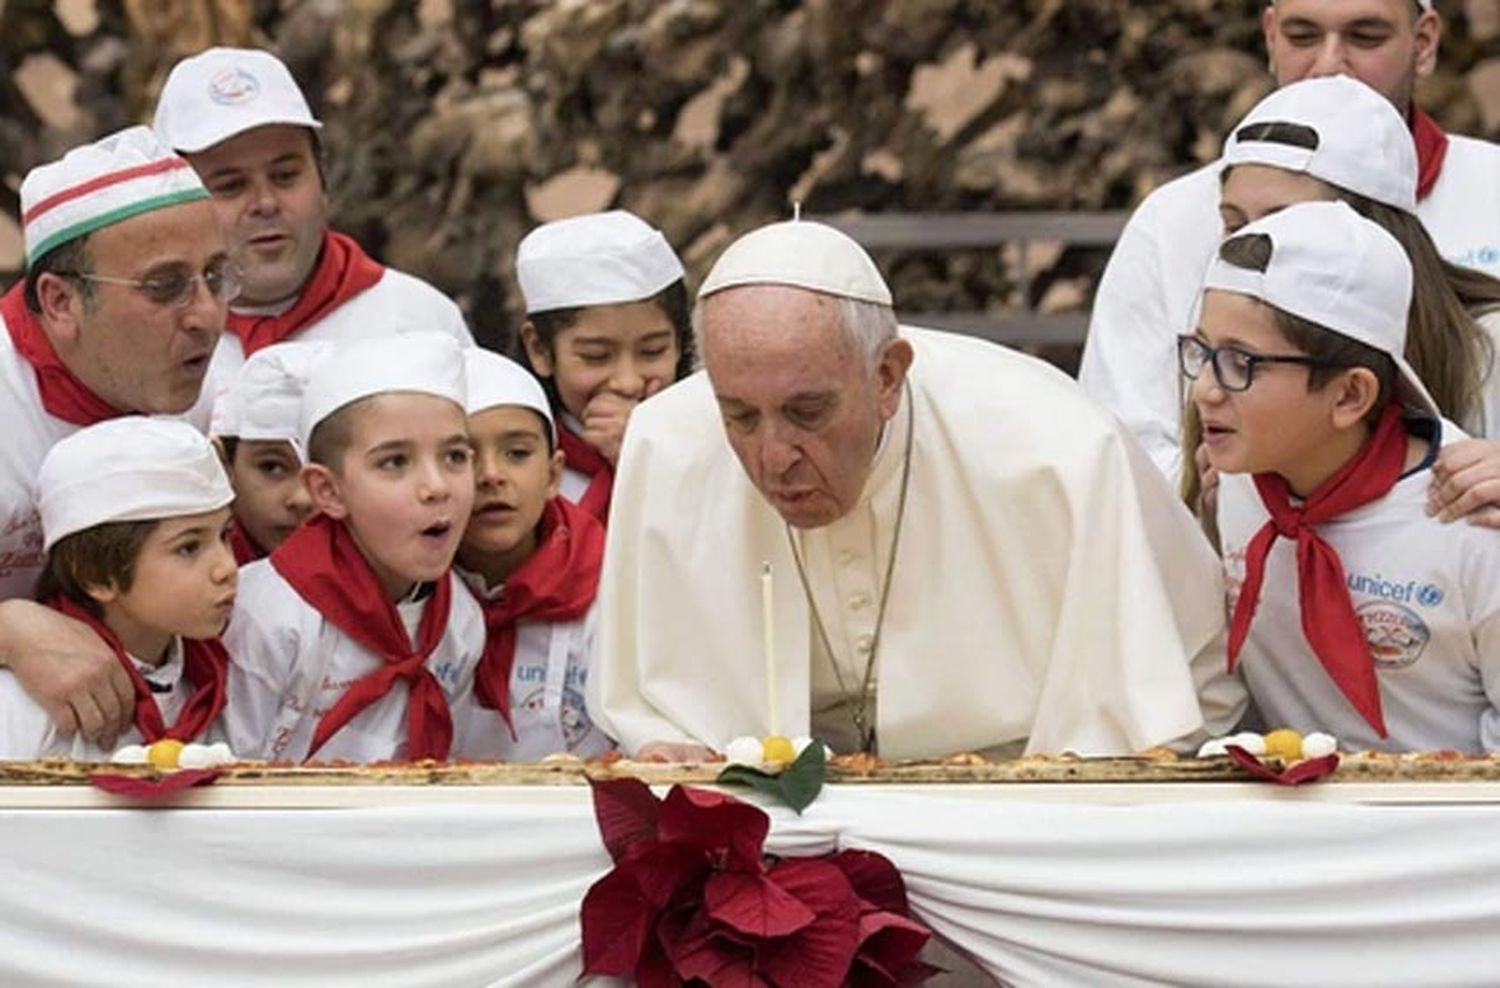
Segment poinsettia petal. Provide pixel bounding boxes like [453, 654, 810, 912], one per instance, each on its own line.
[588, 776, 662, 863]
[829, 849, 911, 916]
[580, 863, 654, 975]
[854, 910, 933, 981]
[705, 870, 817, 937]
[659, 907, 763, 986]
[633, 842, 711, 909]
[658, 784, 770, 872]
[757, 859, 862, 988]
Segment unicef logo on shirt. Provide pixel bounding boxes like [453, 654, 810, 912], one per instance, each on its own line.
[1357, 601, 1430, 670]
[1416, 583, 1445, 608]
[208, 68, 260, 106]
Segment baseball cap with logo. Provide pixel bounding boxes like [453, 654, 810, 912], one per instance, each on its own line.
[1223, 75, 1417, 212]
[1203, 200, 1436, 416]
[153, 47, 322, 154]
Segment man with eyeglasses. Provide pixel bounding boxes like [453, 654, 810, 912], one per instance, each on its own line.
[0, 126, 232, 747]
[153, 46, 473, 429]
[1080, 0, 1500, 493]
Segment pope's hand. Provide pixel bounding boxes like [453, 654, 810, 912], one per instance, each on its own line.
[0, 599, 133, 747]
[1429, 438, 1500, 528]
[583, 379, 666, 466]
[636, 740, 714, 763]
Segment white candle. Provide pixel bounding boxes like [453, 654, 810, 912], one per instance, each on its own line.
[762, 560, 779, 737]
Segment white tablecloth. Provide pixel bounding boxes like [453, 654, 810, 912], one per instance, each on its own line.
[2, 784, 1499, 986]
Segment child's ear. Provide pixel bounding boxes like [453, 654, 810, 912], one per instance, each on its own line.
[83, 579, 120, 607]
[545, 448, 565, 500]
[301, 463, 349, 519]
[520, 322, 555, 377]
[1328, 367, 1382, 430]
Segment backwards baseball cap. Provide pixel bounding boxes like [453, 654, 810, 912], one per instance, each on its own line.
[39, 417, 234, 552]
[517, 210, 684, 314]
[699, 219, 892, 306]
[19, 126, 208, 267]
[1204, 200, 1435, 416]
[211, 341, 328, 461]
[1223, 76, 1416, 212]
[154, 47, 322, 154]
[299, 333, 467, 451]
[462, 347, 555, 443]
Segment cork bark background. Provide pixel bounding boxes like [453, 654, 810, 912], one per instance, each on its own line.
[5, 0, 1500, 351]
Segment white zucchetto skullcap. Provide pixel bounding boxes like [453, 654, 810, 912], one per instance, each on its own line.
[20, 126, 209, 267]
[698, 219, 892, 306]
[154, 47, 322, 154]
[299, 333, 467, 451]
[462, 347, 555, 443]
[39, 418, 234, 551]
[516, 210, 684, 314]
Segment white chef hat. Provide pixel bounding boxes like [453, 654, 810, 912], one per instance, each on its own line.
[39, 418, 234, 552]
[698, 219, 893, 306]
[211, 341, 328, 461]
[1223, 76, 1417, 212]
[516, 210, 685, 314]
[299, 333, 467, 451]
[462, 347, 556, 443]
[1204, 200, 1435, 416]
[154, 47, 322, 154]
[19, 126, 209, 267]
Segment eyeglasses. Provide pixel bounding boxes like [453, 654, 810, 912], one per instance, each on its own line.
[1177, 334, 1338, 392]
[65, 259, 243, 309]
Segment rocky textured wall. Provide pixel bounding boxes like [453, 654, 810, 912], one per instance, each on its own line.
[4, 0, 1500, 352]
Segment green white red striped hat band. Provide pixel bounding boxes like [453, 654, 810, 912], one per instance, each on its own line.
[20, 125, 209, 267]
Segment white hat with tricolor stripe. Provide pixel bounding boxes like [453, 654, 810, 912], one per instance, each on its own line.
[19, 125, 209, 268]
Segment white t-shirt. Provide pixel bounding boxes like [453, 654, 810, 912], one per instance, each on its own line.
[0, 636, 224, 759]
[1217, 425, 1500, 753]
[454, 570, 613, 761]
[1081, 134, 1500, 487]
[223, 561, 487, 763]
[187, 268, 475, 431]
[0, 316, 83, 601]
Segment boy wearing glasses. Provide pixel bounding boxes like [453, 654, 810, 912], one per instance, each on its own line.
[1184, 200, 1500, 753]
[0, 126, 235, 748]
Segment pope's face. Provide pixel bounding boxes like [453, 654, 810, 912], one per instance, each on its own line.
[1263, 0, 1439, 109]
[701, 286, 909, 529]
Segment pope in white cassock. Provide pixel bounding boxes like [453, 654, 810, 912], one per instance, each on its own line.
[588, 220, 1243, 760]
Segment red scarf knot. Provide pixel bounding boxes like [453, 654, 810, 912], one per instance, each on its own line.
[48, 595, 228, 743]
[270, 513, 455, 761]
[226, 230, 384, 356]
[1227, 404, 1411, 738]
[470, 497, 605, 735]
[2, 283, 128, 426]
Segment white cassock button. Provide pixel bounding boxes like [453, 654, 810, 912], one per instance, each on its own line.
[839, 550, 857, 567]
[849, 593, 870, 611]
[855, 634, 874, 654]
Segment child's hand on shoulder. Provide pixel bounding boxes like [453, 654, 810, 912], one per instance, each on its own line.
[1429, 438, 1500, 528]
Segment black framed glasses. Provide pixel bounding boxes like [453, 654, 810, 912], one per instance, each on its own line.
[1176, 334, 1337, 392]
[65, 258, 243, 309]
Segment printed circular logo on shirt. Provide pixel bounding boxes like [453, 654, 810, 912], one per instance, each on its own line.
[1358, 601, 1431, 669]
[1416, 583, 1445, 608]
[208, 69, 260, 106]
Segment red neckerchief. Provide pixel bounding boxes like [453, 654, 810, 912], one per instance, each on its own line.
[270, 513, 454, 761]
[226, 519, 264, 566]
[1228, 404, 1410, 737]
[1, 283, 126, 426]
[226, 230, 384, 357]
[557, 424, 613, 524]
[1411, 107, 1450, 202]
[468, 497, 604, 734]
[48, 595, 228, 743]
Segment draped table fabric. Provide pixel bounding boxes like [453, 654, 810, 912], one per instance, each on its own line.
[1, 783, 1498, 987]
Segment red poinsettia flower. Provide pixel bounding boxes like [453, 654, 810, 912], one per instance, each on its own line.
[580, 779, 939, 988]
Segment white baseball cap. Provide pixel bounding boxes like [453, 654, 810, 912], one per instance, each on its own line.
[1223, 76, 1416, 212]
[154, 47, 322, 154]
[299, 333, 467, 451]
[517, 210, 684, 314]
[1204, 200, 1435, 416]
[462, 347, 555, 443]
[211, 341, 328, 461]
[19, 126, 208, 266]
[39, 418, 234, 552]
[699, 219, 893, 306]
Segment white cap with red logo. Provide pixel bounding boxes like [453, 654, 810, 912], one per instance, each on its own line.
[153, 47, 322, 154]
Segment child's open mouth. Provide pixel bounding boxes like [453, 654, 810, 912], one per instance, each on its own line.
[420, 520, 452, 539]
